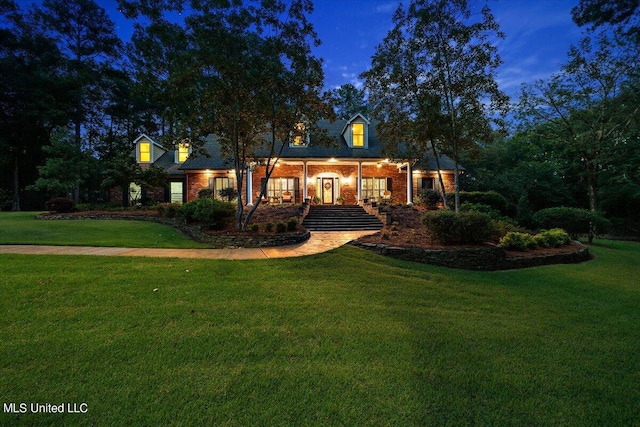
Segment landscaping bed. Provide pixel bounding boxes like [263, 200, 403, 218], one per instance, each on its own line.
[354, 204, 591, 270]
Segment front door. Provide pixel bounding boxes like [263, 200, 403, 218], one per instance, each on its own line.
[322, 178, 334, 204]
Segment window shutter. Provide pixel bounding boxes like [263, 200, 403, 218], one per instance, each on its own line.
[386, 178, 393, 191]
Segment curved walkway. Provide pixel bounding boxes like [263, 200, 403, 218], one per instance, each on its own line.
[0, 231, 377, 260]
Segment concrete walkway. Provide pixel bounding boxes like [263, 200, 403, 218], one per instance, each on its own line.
[0, 231, 377, 260]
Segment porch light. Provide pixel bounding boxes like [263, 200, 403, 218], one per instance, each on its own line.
[329, 157, 337, 162]
[204, 169, 212, 175]
[377, 163, 382, 168]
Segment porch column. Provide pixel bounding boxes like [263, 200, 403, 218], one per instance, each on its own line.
[406, 161, 413, 205]
[246, 165, 253, 206]
[303, 161, 308, 201]
[357, 162, 362, 203]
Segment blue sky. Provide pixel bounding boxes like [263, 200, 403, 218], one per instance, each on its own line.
[310, 0, 583, 99]
[19, 0, 584, 100]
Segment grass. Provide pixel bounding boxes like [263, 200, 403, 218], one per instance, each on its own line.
[0, 212, 211, 248]
[1, 240, 639, 426]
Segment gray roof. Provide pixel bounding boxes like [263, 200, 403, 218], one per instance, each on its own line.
[154, 151, 186, 176]
[178, 119, 459, 170]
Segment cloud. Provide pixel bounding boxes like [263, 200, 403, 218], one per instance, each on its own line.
[375, 2, 397, 14]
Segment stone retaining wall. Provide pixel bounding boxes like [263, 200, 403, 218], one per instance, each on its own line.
[39, 213, 310, 249]
[350, 241, 591, 271]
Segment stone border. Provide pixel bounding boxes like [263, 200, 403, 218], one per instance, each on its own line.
[38, 213, 310, 249]
[349, 240, 591, 271]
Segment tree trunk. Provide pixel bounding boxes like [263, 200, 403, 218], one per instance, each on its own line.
[453, 159, 460, 213]
[429, 140, 449, 210]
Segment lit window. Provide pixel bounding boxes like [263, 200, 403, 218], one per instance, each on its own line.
[170, 182, 183, 203]
[352, 123, 364, 147]
[139, 142, 151, 162]
[177, 144, 189, 162]
[292, 123, 307, 146]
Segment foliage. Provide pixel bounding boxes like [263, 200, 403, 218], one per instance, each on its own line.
[250, 224, 259, 232]
[363, 0, 509, 212]
[499, 232, 534, 251]
[453, 191, 509, 215]
[572, 0, 639, 38]
[517, 31, 639, 213]
[533, 207, 611, 239]
[198, 189, 213, 199]
[275, 222, 287, 233]
[286, 217, 298, 231]
[416, 189, 441, 210]
[178, 198, 234, 229]
[44, 197, 75, 213]
[30, 129, 95, 197]
[265, 222, 274, 232]
[499, 228, 571, 251]
[218, 187, 238, 202]
[156, 202, 181, 218]
[327, 83, 369, 119]
[422, 210, 496, 244]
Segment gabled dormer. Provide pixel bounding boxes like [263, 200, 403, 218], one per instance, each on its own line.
[341, 113, 370, 149]
[133, 134, 165, 164]
[175, 140, 192, 163]
[290, 120, 310, 147]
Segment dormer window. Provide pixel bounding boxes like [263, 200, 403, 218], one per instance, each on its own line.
[291, 122, 308, 147]
[352, 123, 364, 147]
[139, 142, 151, 162]
[176, 143, 190, 163]
[341, 113, 370, 148]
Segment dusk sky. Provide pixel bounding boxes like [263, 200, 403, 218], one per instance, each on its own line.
[19, 0, 585, 100]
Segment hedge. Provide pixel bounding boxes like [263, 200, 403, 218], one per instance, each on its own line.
[533, 207, 611, 239]
[423, 210, 496, 245]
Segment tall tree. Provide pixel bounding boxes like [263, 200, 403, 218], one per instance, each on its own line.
[37, 0, 122, 149]
[30, 128, 95, 197]
[363, 0, 508, 212]
[518, 31, 639, 214]
[328, 83, 369, 119]
[0, 2, 71, 210]
[572, 0, 639, 39]
[127, 0, 330, 230]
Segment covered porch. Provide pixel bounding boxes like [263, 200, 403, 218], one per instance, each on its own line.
[247, 158, 417, 206]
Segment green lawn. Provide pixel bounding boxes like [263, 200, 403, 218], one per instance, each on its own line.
[0, 212, 211, 248]
[1, 240, 639, 426]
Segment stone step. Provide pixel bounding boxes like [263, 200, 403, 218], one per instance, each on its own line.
[303, 205, 383, 231]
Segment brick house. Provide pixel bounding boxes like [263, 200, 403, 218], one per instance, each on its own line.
[124, 114, 458, 206]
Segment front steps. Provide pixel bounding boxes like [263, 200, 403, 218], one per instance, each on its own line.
[302, 205, 383, 231]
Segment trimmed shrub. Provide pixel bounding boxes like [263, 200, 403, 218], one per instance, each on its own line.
[533, 207, 611, 239]
[287, 217, 298, 231]
[276, 222, 287, 233]
[265, 222, 274, 232]
[539, 228, 571, 247]
[460, 202, 504, 219]
[423, 210, 496, 245]
[417, 189, 442, 210]
[250, 224, 259, 232]
[197, 189, 213, 199]
[45, 197, 75, 213]
[178, 198, 235, 229]
[157, 202, 181, 218]
[500, 228, 571, 251]
[448, 191, 509, 215]
[499, 232, 534, 251]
